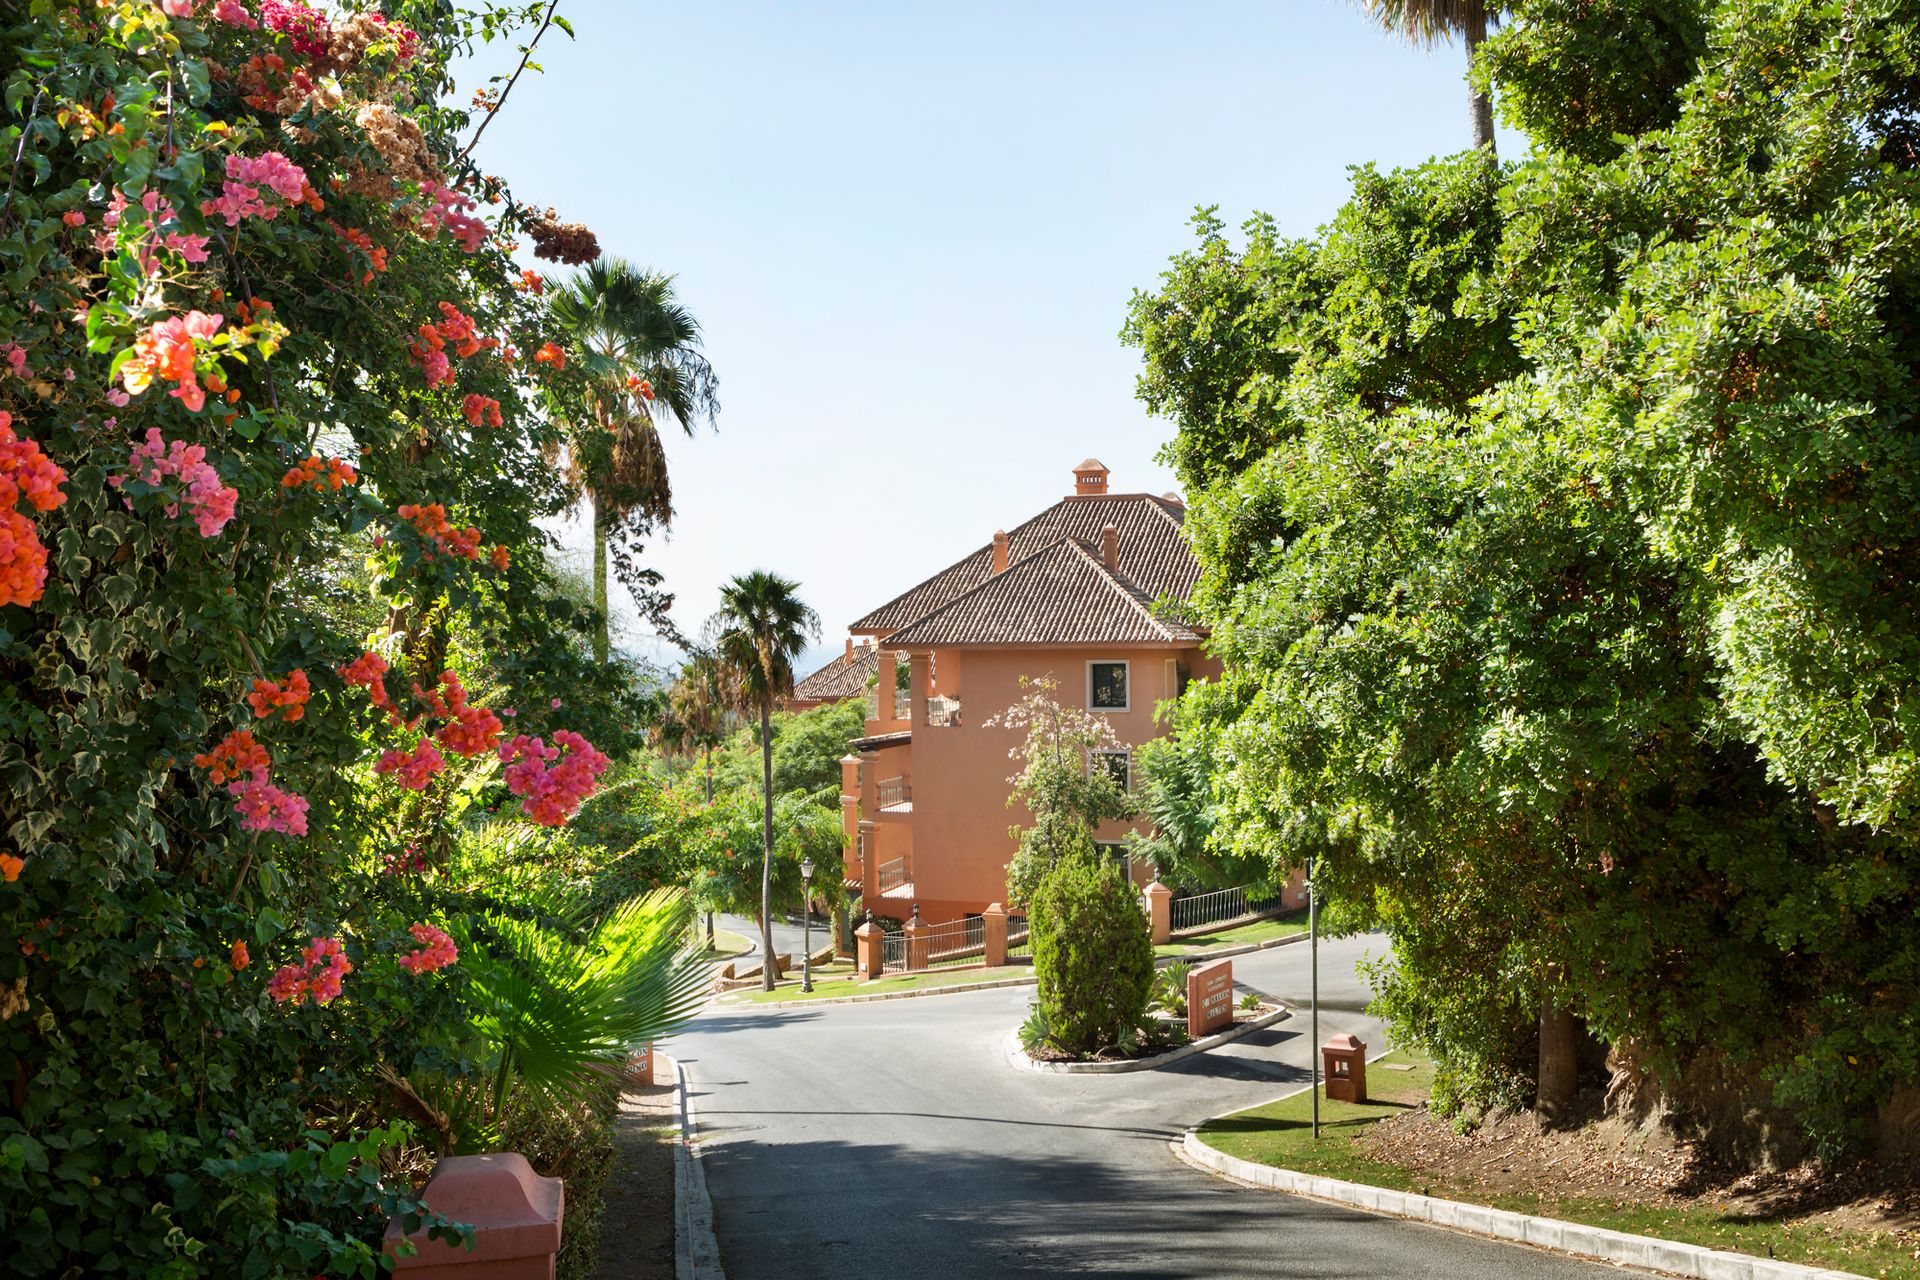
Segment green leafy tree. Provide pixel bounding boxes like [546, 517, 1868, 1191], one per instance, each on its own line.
[987, 676, 1135, 904]
[1130, 0, 1920, 1156]
[705, 572, 821, 989]
[1027, 850, 1156, 1057]
[546, 258, 718, 662]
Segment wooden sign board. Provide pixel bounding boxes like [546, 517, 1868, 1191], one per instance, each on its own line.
[1188, 960, 1234, 1038]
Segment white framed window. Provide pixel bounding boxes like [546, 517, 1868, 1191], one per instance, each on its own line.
[1092, 749, 1131, 791]
[1087, 660, 1130, 712]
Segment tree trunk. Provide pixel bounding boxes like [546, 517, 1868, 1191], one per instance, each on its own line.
[591, 490, 610, 664]
[1466, 8, 1496, 156]
[703, 745, 713, 805]
[759, 696, 777, 992]
[1537, 995, 1580, 1128]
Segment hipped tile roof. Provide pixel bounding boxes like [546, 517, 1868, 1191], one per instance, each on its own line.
[851, 494, 1198, 640]
[882, 537, 1203, 649]
[791, 644, 880, 703]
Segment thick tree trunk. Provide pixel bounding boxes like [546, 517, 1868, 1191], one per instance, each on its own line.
[591, 492, 610, 664]
[759, 697, 777, 992]
[1537, 995, 1581, 1128]
[1466, 9, 1496, 155]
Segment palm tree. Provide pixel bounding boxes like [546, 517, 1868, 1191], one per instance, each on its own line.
[705, 572, 820, 991]
[668, 651, 733, 806]
[546, 258, 719, 663]
[1354, 1, 1501, 154]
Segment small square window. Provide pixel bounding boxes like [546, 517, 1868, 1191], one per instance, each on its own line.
[1089, 661, 1130, 711]
[1093, 750, 1130, 790]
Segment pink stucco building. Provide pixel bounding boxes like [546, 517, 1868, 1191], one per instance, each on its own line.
[837, 459, 1223, 927]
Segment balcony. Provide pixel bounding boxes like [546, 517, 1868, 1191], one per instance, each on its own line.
[877, 855, 910, 893]
[876, 775, 911, 812]
[927, 695, 961, 727]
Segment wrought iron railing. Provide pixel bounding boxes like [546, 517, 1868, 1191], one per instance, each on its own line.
[1169, 885, 1282, 934]
[876, 775, 911, 809]
[1006, 912, 1032, 961]
[877, 856, 909, 892]
[923, 916, 986, 969]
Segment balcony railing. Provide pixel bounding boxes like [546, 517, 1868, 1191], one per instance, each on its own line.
[876, 775, 911, 810]
[877, 856, 909, 892]
[927, 696, 961, 727]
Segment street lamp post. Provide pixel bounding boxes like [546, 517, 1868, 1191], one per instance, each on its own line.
[1309, 851, 1320, 1141]
[799, 857, 815, 993]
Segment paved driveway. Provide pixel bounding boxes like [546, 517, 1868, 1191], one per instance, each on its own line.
[667, 934, 1640, 1280]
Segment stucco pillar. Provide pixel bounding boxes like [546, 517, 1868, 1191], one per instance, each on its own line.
[982, 902, 1008, 967]
[908, 653, 931, 729]
[855, 916, 884, 980]
[384, 1153, 562, 1278]
[875, 649, 898, 725]
[903, 906, 928, 971]
[1144, 880, 1172, 945]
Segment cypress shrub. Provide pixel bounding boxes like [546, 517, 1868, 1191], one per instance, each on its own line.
[1029, 850, 1155, 1056]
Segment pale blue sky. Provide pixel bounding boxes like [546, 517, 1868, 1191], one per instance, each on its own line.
[474, 1, 1521, 673]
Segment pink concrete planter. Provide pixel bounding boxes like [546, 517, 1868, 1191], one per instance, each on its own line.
[384, 1152, 563, 1279]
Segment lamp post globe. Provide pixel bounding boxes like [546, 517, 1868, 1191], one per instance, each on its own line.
[799, 857, 816, 992]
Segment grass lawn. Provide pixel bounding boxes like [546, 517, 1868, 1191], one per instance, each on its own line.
[1157, 912, 1308, 958]
[1200, 1051, 1912, 1278]
[698, 927, 753, 961]
[720, 960, 1034, 1004]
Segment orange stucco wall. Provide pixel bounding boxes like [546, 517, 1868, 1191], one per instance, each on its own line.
[841, 642, 1217, 925]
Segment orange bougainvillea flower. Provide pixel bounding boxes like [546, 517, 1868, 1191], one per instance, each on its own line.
[0, 853, 22, 883]
[246, 669, 311, 722]
[193, 728, 272, 786]
[281, 455, 358, 492]
[231, 939, 250, 970]
[532, 342, 565, 369]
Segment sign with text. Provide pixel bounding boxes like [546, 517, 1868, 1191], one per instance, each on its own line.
[1188, 960, 1234, 1038]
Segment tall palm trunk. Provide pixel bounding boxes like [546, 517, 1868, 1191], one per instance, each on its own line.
[590, 491, 610, 664]
[1466, 9, 1495, 154]
[758, 696, 777, 991]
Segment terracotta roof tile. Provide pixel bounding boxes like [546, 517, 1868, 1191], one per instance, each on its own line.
[851, 495, 1197, 636]
[792, 644, 879, 702]
[883, 539, 1203, 648]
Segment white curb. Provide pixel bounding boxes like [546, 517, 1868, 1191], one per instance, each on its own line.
[1007, 1005, 1292, 1074]
[673, 1060, 726, 1280]
[1178, 1127, 1867, 1280]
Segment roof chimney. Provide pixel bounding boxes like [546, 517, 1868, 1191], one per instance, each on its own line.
[845, 637, 854, 661]
[1072, 458, 1109, 496]
[992, 529, 1009, 574]
[1101, 523, 1119, 571]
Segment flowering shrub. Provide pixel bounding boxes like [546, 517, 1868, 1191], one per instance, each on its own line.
[0, 2, 651, 1273]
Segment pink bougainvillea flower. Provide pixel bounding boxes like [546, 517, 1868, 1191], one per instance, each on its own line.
[499, 730, 609, 826]
[231, 779, 310, 836]
[111, 429, 236, 537]
[397, 922, 458, 974]
[374, 738, 446, 790]
[267, 936, 352, 1006]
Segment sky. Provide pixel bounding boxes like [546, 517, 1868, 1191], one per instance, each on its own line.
[472, 1, 1523, 676]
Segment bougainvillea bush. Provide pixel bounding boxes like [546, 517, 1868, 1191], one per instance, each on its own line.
[0, 1, 674, 1273]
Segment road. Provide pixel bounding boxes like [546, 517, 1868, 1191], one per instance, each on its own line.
[666, 934, 1642, 1280]
[716, 910, 820, 963]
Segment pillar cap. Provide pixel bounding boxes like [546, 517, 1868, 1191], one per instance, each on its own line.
[1323, 1033, 1366, 1051]
[982, 901, 1006, 916]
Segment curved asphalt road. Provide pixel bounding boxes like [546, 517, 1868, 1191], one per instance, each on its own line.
[668, 934, 1641, 1280]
